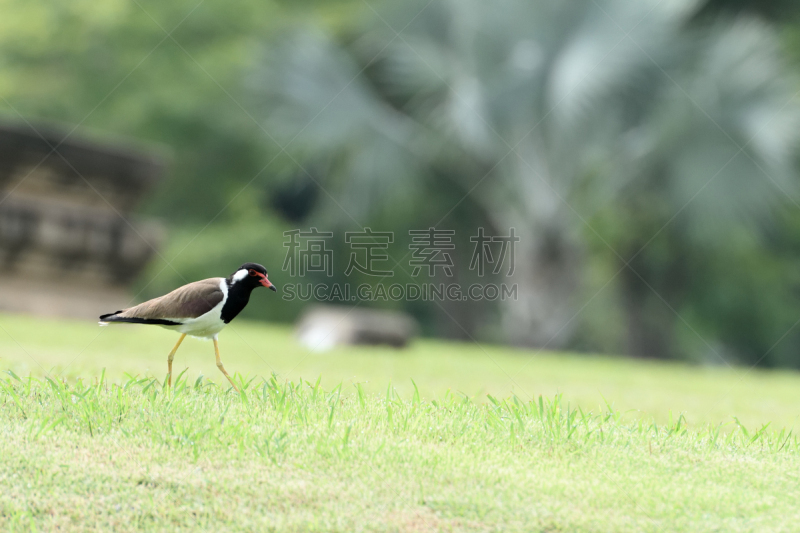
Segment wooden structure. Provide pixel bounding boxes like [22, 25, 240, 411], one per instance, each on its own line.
[0, 122, 165, 318]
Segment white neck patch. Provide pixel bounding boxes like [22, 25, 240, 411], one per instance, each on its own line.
[232, 269, 249, 283]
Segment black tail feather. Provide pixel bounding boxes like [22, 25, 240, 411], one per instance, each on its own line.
[99, 312, 181, 326]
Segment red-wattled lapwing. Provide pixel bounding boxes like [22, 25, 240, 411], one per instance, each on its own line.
[99, 263, 276, 391]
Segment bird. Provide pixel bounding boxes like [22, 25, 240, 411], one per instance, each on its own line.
[99, 263, 276, 392]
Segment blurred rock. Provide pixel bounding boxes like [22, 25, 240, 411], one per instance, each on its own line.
[0, 121, 166, 318]
[295, 305, 418, 351]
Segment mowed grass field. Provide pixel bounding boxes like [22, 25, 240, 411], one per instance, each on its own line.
[1, 312, 800, 531]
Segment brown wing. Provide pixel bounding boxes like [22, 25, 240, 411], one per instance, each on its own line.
[117, 278, 225, 320]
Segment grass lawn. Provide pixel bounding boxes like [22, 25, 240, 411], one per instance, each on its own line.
[1, 313, 800, 531]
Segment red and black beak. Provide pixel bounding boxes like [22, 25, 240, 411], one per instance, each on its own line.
[257, 273, 277, 291]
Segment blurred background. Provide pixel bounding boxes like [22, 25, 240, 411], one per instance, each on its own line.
[3, 0, 800, 369]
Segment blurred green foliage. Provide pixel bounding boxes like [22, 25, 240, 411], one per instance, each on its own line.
[251, 0, 800, 366]
[0, 0, 274, 221]
[0, 0, 363, 222]
[0, 0, 359, 325]
[3, 0, 800, 367]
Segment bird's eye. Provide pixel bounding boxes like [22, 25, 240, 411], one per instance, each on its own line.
[248, 269, 257, 277]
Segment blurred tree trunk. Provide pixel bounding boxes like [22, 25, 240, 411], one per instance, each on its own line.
[435, 263, 479, 340]
[500, 223, 582, 348]
[486, 153, 583, 348]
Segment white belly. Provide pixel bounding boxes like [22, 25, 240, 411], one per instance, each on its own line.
[167, 311, 226, 339]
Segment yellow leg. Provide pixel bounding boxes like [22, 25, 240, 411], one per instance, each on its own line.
[167, 333, 187, 387]
[213, 338, 239, 392]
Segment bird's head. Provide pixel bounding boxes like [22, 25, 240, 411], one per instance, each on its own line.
[230, 262, 277, 292]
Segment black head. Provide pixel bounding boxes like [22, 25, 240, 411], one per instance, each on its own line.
[230, 262, 277, 291]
